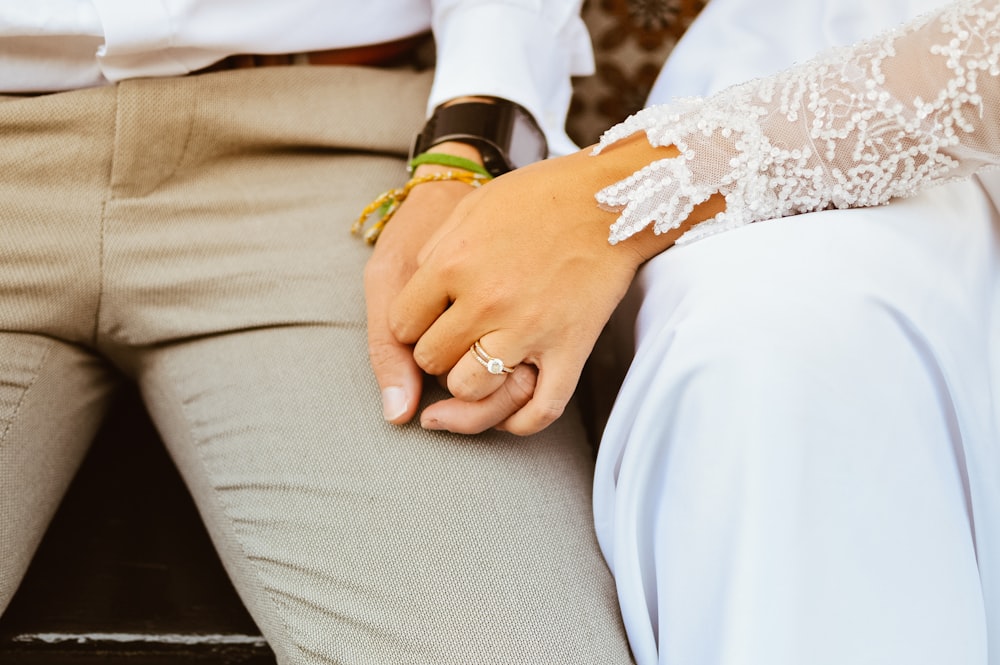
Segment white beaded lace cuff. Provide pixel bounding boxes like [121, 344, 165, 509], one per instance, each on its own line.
[593, 0, 1000, 246]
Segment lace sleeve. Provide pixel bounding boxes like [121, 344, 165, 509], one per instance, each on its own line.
[594, 0, 1000, 245]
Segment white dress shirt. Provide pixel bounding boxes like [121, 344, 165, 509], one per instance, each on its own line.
[0, 0, 594, 154]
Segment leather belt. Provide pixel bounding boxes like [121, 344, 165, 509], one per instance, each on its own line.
[197, 32, 431, 73]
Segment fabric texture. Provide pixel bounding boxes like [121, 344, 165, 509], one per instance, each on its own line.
[0, 66, 633, 664]
[591, 0, 1000, 662]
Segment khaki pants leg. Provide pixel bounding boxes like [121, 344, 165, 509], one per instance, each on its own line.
[0, 333, 115, 613]
[88, 68, 633, 664]
[132, 327, 624, 664]
[0, 335, 119, 613]
[0, 88, 121, 613]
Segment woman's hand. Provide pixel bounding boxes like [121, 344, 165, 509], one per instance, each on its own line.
[389, 135, 719, 435]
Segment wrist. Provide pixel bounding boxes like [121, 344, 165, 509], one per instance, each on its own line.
[411, 141, 486, 177]
[587, 134, 725, 261]
[410, 98, 546, 176]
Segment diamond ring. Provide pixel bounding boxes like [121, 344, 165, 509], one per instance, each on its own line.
[470, 340, 516, 375]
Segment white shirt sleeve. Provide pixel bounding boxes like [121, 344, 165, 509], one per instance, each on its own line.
[429, 0, 595, 156]
[594, 0, 1000, 244]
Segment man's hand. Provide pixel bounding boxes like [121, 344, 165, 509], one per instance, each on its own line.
[365, 140, 500, 424]
[364, 173, 471, 423]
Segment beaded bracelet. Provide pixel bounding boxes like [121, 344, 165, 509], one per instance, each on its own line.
[352, 170, 491, 244]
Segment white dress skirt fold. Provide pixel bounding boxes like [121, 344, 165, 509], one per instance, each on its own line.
[592, 0, 1000, 663]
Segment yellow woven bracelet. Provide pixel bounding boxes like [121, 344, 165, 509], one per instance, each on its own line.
[352, 170, 491, 244]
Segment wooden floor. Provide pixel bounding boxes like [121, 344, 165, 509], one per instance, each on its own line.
[0, 387, 276, 664]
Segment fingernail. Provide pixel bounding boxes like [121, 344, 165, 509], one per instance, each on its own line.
[381, 387, 408, 422]
[421, 415, 442, 430]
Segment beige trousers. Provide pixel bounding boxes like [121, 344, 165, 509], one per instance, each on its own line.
[0, 67, 632, 664]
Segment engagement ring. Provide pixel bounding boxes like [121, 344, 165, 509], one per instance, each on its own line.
[470, 340, 516, 375]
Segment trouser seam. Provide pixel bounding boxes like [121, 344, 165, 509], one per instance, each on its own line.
[91, 197, 109, 347]
[91, 83, 119, 348]
[0, 338, 54, 449]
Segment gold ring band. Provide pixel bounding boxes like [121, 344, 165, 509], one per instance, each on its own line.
[470, 340, 516, 375]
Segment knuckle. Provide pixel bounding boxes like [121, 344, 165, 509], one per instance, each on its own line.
[386, 316, 407, 342]
[435, 256, 463, 285]
[507, 399, 566, 436]
[538, 399, 567, 423]
[387, 312, 418, 344]
[412, 346, 446, 376]
[477, 282, 513, 313]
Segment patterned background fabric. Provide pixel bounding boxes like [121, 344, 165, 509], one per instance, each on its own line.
[569, 0, 708, 146]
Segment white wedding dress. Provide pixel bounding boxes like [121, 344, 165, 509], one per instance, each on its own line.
[592, 1, 1000, 663]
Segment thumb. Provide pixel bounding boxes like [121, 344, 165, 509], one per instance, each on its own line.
[365, 258, 424, 424]
[367, 331, 423, 424]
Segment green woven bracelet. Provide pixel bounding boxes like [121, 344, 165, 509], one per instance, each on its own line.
[408, 152, 493, 178]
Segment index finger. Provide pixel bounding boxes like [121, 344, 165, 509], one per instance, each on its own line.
[388, 260, 451, 345]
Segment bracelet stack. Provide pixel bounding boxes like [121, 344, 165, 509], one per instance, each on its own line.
[352, 152, 492, 244]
